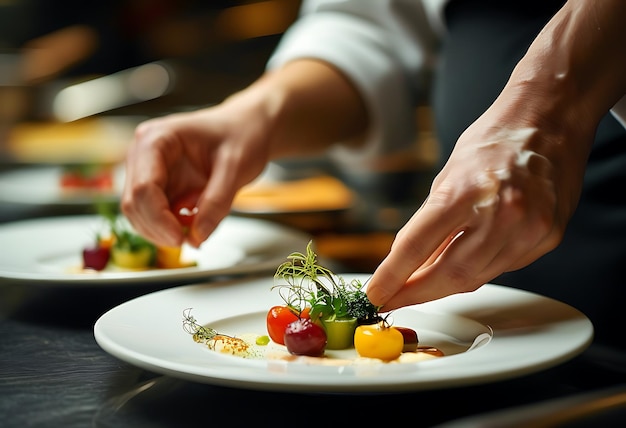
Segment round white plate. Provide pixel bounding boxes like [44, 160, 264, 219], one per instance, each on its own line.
[0, 165, 124, 205]
[94, 275, 593, 393]
[0, 215, 310, 286]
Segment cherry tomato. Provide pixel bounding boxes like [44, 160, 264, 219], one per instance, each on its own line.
[354, 323, 404, 361]
[266, 305, 299, 345]
[284, 318, 327, 357]
[171, 191, 202, 229]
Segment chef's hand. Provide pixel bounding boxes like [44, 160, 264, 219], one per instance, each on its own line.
[366, 107, 591, 310]
[121, 97, 274, 248]
[121, 59, 368, 248]
[365, 0, 626, 310]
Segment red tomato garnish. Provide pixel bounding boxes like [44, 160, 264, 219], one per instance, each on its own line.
[171, 191, 201, 229]
[266, 305, 299, 345]
[284, 318, 327, 357]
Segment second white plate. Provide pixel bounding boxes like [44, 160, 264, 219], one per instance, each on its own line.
[0, 215, 311, 286]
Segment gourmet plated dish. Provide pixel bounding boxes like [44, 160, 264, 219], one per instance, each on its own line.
[78, 215, 196, 272]
[78, 194, 199, 272]
[183, 242, 445, 365]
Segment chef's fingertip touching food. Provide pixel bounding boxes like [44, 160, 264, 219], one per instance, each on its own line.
[183, 242, 445, 364]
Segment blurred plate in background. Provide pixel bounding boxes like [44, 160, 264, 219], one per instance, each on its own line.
[0, 214, 311, 286]
[0, 163, 124, 205]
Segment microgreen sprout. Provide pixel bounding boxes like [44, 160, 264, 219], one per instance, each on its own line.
[272, 241, 381, 324]
[182, 308, 218, 343]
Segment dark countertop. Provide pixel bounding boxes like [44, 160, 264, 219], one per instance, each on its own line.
[1, 198, 626, 427]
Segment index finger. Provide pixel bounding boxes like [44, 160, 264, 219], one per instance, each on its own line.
[366, 200, 466, 306]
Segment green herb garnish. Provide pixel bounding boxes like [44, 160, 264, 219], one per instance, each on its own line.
[273, 241, 381, 325]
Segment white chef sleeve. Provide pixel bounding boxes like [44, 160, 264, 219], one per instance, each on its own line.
[266, 0, 440, 164]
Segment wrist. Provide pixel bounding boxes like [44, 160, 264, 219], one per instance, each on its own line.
[504, 0, 626, 131]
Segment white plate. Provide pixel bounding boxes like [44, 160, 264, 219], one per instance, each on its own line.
[0, 215, 311, 286]
[0, 165, 124, 205]
[94, 276, 593, 393]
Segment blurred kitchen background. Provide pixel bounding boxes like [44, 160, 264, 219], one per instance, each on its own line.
[0, 0, 440, 272]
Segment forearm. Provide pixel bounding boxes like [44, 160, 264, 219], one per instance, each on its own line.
[223, 59, 369, 159]
[267, 0, 435, 163]
[500, 0, 626, 134]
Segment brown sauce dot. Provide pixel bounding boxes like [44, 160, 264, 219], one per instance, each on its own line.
[416, 346, 444, 357]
